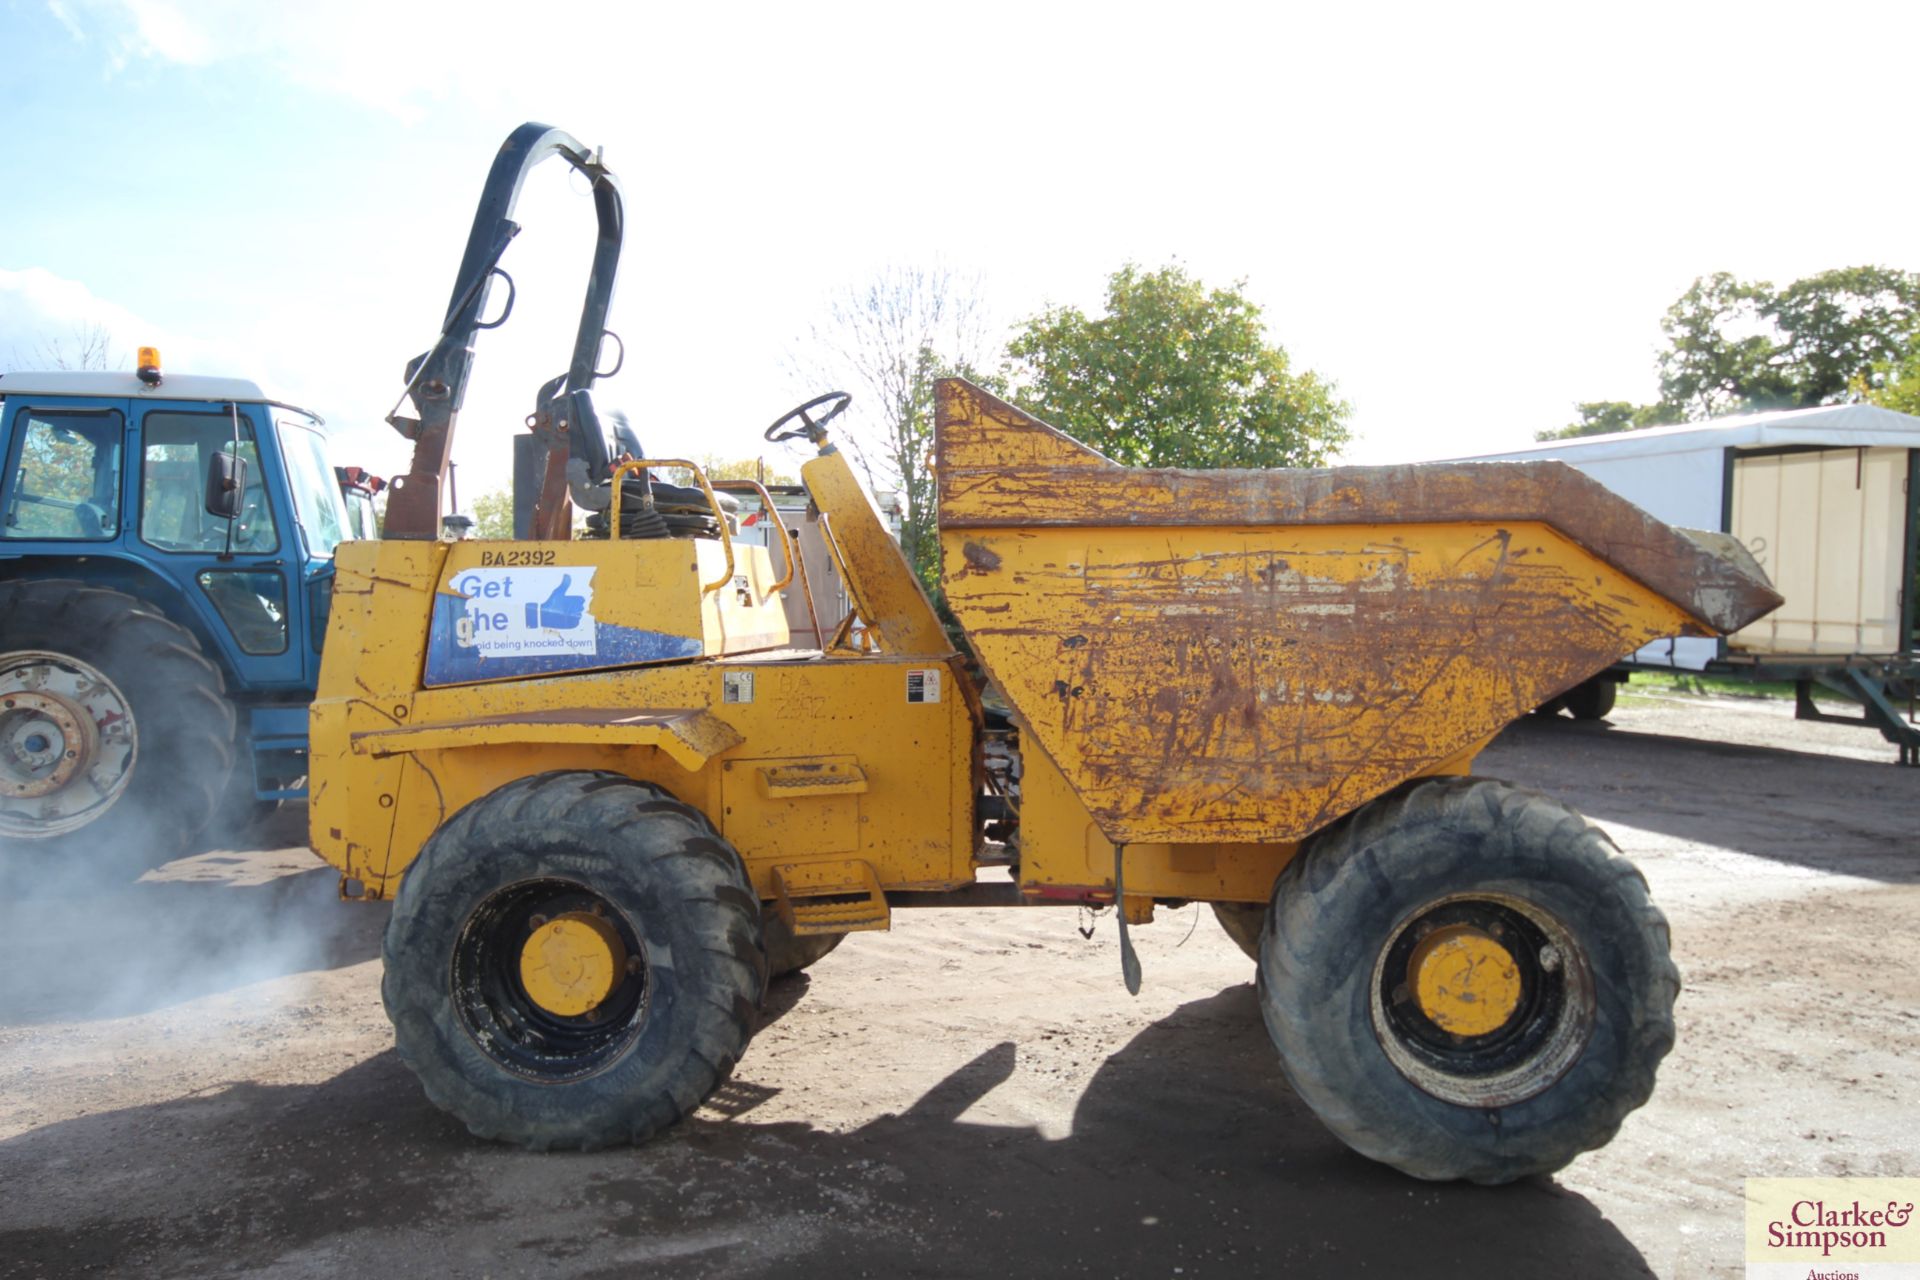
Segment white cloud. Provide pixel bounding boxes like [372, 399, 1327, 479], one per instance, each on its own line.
[28, 0, 1920, 491]
[117, 0, 213, 64]
[0, 267, 157, 369]
[44, 0, 87, 42]
[0, 267, 411, 480]
[0, 265, 293, 390]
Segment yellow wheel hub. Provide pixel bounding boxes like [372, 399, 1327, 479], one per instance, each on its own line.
[519, 912, 626, 1017]
[1408, 925, 1522, 1037]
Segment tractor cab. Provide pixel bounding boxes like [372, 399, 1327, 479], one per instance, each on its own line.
[0, 349, 380, 826]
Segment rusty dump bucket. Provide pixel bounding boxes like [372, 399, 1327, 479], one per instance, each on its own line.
[934, 380, 1781, 847]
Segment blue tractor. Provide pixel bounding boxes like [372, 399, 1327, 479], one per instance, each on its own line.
[0, 348, 379, 868]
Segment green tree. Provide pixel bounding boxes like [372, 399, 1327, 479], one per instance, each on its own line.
[1547, 266, 1920, 439]
[1005, 263, 1349, 469]
[1652, 272, 1786, 419]
[469, 489, 514, 539]
[1536, 399, 1675, 441]
[1769, 267, 1920, 404]
[1657, 267, 1920, 418]
[1863, 336, 1920, 416]
[688, 455, 796, 487]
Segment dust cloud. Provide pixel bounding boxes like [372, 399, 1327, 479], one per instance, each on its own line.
[0, 809, 379, 1029]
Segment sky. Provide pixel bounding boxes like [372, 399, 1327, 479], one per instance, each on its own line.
[2, 0, 1917, 506]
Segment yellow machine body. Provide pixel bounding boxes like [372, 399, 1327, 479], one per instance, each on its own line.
[314, 117, 1791, 1172]
[310, 381, 1780, 927]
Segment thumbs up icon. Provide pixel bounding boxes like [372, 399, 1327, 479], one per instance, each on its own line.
[526, 575, 587, 630]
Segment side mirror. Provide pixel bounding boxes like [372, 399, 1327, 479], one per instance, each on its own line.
[205, 450, 249, 519]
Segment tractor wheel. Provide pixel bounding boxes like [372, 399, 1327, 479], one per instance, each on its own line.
[1211, 902, 1265, 962]
[761, 908, 845, 980]
[1257, 776, 1677, 1184]
[382, 770, 766, 1150]
[1563, 677, 1618, 721]
[0, 580, 234, 870]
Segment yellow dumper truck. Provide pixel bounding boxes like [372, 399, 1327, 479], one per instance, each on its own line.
[309, 125, 1781, 1183]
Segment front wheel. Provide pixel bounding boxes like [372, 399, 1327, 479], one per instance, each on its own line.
[1258, 777, 1677, 1183]
[382, 771, 766, 1150]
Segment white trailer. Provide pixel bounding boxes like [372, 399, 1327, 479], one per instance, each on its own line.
[1454, 404, 1920, 763]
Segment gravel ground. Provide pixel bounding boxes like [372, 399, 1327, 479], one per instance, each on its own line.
[0, 694, 1913, 1279]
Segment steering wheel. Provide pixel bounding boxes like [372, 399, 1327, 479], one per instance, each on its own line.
[764, 391, 851, 444]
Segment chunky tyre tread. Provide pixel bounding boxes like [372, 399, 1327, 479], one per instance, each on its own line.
[383, 771, 766, 1151]
[1257, 776, 1679, 1184]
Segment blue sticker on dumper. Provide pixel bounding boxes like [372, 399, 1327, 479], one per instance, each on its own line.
[424, 565, 703, 685]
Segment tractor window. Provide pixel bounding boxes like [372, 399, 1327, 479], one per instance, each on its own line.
[1, 409, 124, 541]
[278, 420, 350, 559]
[140, 411, 278, 554]
[197, 568, 288, 655]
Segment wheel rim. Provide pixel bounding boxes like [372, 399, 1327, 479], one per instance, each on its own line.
[1369, 893, 1594, 1107]
[0, 651, 137, 838]
[451, 877, 650, 1082]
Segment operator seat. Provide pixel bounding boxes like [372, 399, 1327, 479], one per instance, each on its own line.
[558, 391, 736, 540]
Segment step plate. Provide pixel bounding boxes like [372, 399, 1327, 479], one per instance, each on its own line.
[772, 861, 891, 935]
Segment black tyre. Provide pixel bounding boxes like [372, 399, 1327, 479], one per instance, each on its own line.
[1563, 676, 1618, 721]
[0, 580, 234, 869]
[761, 907, 845, 980]
[382, 770, 766, 1150]
[1212, 902, 1264, 962]
[1258, 776, 1677, 1184]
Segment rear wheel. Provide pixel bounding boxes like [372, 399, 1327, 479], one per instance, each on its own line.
[382, 771, 766, 1150]
[0, 581, 233, 870]
[1257, 776, 1677, 1183]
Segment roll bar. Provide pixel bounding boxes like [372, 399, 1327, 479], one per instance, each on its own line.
[383, 122, 625, 539]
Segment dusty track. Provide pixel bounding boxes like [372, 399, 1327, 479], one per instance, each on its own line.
[0, 696, 1913, 1279]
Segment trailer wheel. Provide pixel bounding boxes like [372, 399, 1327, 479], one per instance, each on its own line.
[0, 580, 233, 869]
[1563, 677, 1618, 721]
[761, 908, 845, 980]
[382, 770, 767, 1151]
[1257, 776, 1677, 1184]
[1211, 902, 1265, 962]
